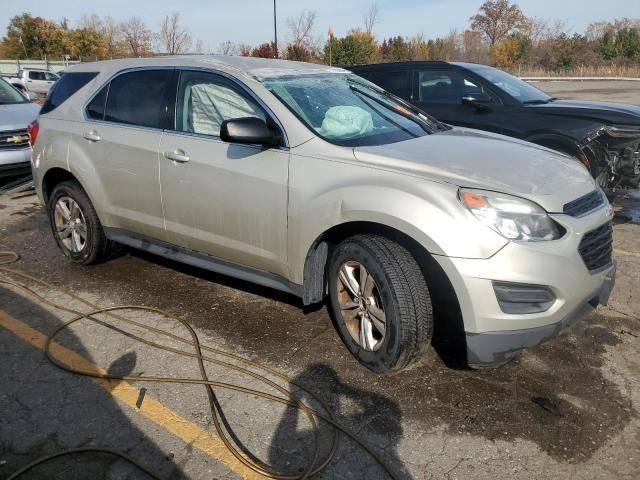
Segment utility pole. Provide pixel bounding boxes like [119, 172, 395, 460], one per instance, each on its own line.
[273, 0, 278, 58]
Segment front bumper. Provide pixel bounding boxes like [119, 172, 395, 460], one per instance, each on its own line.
[0, 147, 32, 179]
[434, 203, 616, 367]
[466, 260, 615, 367]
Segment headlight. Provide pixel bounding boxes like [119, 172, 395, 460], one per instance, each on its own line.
[459, 189, 561, 241]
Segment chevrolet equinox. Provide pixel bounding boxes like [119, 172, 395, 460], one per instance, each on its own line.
[32, 56, 616, 372]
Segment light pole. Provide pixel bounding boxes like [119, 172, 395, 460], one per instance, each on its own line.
[273, 0, 278, 59]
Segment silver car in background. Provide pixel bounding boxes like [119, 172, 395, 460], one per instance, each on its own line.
[0, 78, 39, 180]
[32, 57, 616, 372]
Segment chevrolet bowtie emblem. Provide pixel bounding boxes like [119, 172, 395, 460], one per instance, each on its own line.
[5, 135, 29, 144]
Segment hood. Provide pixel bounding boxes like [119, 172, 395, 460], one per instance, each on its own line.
[353, 128, 596, 212]
[530, 99, 640, 126]
[0, 102, 40, 131]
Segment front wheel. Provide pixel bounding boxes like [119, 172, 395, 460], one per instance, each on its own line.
[328, 235, 433, 373]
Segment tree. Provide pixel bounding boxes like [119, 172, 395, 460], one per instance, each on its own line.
[1, 14, 66, 59]
[157, 13, 192, 55]
[470, 0, 526, 46]
[285, 10, 318, 61]
[323, 29, 377, 66]
[251, 42, 277, 58]
[120, 17, 151, 57]
[69, 27, 106, 60]
[491, 33, 529, 67]
[379, 36, 410, 62]
[363, 2, 381, 36]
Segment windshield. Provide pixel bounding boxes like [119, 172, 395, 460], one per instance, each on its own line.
[261, 73, 444, 147]
[467, 65, 552, 104]
[0, 78, 28, 105]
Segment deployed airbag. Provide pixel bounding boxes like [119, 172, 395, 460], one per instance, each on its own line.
[320, 106, 373, 139]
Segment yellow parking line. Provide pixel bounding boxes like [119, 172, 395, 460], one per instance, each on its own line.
[614, 248, 640, 258]
[0, 309, 263, 479]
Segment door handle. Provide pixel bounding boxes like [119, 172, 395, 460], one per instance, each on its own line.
[163, 150, 190, 163]
[82, 131, 101, 142]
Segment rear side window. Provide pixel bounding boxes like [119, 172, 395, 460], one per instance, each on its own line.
[104, 70, 172, 129]
[86, 85, 109, 120]
[40, 72, 98, 114]
[29, 71, 44, 80]
[358, 71, 411, 99]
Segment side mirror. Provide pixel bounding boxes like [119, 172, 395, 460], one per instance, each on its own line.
[461, 93, 494, 111]
[220, 117, 281, 147]
[24, 91, 38, 102]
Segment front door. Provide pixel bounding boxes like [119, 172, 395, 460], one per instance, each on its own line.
[158, 70, 289, 276]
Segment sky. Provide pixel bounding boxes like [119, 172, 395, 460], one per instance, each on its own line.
[2, 0, 640, 52]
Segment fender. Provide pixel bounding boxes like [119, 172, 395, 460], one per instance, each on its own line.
[525, 132, 584, 157]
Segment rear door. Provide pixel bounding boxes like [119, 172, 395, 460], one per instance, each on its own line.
[158, 69, 289, 275]
[413, 68, 505, 133]
[71, 69, 173, 240]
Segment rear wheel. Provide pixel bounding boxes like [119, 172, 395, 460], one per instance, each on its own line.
[328, 235, 433, 372]
[47, 180, 113, 265]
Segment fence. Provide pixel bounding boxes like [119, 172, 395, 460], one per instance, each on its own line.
[0, 59, 82, 75]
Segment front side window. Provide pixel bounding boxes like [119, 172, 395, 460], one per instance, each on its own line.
[0, 78, 28, 105]
[467, 65, 552, 104]
[418, 70, 497, 104]
[44, 72, 59, 81]
[104, 70, 172, 129]
[262, 73, 443, 147]
[175, 71, 266, 136]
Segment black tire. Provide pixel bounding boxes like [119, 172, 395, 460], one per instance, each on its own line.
[328, 235, 433, 372]
[47, 180, 112, 265]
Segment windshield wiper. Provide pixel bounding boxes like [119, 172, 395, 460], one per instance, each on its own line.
[522, 98, 553, 105]
[347, 78, 446, 131]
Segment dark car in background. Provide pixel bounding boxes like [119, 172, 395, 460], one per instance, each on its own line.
[350, 61, 640, 190]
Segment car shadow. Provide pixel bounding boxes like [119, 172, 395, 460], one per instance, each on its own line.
[267, 363, 413, 479]
[0, 286, 185, 480]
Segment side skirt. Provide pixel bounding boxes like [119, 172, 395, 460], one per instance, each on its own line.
[103, 227, 303, 298]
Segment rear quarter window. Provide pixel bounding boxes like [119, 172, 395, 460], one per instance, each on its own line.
[40, 72, 98, 115]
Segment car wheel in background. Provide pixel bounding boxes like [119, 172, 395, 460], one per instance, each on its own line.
[328, 234, 434, 372]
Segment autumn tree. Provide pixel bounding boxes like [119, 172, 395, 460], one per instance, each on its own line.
[470, 0, 526, 46]
[490, 33, 529, 67]
[120, 17, 152, 57]
[285, 10, 318, 61]
[251, 42, 277, 58]
[324, 29, 377, 66]
[69, 27, 106, 60]
[157, 13, 192, 55]
[2, 14, 66, 59]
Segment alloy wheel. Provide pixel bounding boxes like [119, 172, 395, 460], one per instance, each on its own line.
[336, 261, 387, 351]
[54, 196, 88, 253]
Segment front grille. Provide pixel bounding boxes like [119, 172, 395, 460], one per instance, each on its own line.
[579, 222, 613, 271]
[0, 129, 30, 150]
[563, 189, 605, 217]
